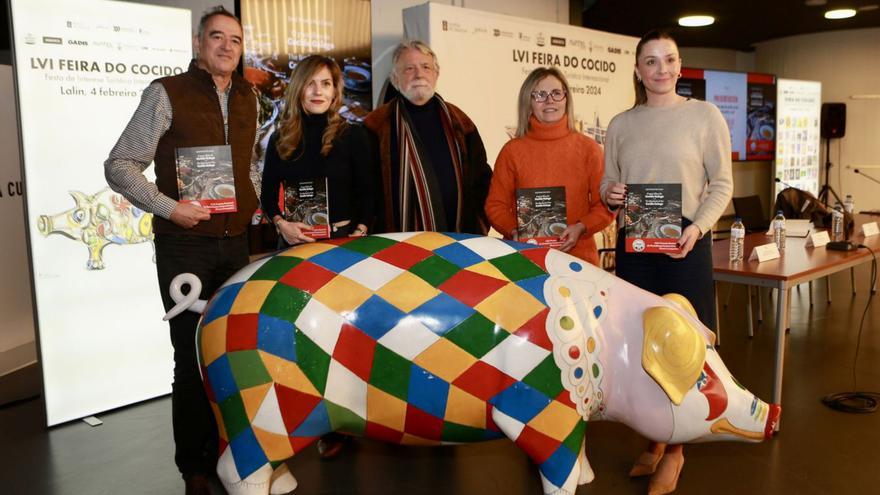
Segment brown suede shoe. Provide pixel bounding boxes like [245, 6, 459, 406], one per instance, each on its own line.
[647, 449, 685, 495]
[184, 473, 212, 495]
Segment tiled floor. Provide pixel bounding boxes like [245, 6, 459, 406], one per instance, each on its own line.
[1, 268, 878, 494]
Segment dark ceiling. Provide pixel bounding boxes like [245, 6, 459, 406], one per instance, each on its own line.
[577, 0, 880, 51]
[3, 1, 880, 53]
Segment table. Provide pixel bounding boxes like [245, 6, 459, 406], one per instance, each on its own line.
[712, 215, 880, 419]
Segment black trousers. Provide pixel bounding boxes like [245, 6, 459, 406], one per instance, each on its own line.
[155, 233, 250, 477]
[615, 220, 717, 330]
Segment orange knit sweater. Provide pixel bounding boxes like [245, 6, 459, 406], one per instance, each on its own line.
[485, 115, 614, 266]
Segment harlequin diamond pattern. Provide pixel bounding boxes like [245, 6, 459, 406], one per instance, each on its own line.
[198, 233, 589, 485]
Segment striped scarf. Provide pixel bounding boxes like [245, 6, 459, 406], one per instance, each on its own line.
[394, 96, 464, 232]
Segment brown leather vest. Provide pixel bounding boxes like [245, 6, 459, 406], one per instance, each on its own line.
[153, 62, 258, 237]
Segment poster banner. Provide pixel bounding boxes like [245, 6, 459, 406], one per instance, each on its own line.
[705, 71, 747, 161]
[241, 0, 372, 166]
[0, 65, 35, 378]
[775, 79, 822, 197]
[402, 3, 638, 165]
[10, 0, 191, 425]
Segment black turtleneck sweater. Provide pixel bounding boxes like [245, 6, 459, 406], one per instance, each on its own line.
[261, 113, 374, 229]
[391, 96, 459, 231]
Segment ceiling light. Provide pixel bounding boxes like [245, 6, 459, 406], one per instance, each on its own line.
[858, 5, 879, 11]
[824, 8, 857, 19]
[678, 15, 715, 27]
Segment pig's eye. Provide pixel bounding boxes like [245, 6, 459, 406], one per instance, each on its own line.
[72, 209, 86, 223]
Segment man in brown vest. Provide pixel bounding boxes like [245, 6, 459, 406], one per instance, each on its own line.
[104, 7, 258, 494]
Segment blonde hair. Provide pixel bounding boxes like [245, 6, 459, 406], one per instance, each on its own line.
[632, 29, 679, 108]
[275, 55, 346, 159]
[515, 67, 575, 138]
[389, 40, 439, 88]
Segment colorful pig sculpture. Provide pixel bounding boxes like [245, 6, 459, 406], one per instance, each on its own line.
[37, 188, 154, 270]
[165, 232, 780, 495]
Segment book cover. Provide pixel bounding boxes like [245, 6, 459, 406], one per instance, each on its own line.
[625, 183, 682, 253]
[283, 178, 330, 239]
[175, 145, 237, 213]
[516, 186, 566, 248]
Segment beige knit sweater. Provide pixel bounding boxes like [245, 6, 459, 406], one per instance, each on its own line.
[600, 98, 733, 236]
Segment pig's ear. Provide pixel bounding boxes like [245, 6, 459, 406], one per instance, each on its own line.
[662, 293, 716, 346]
[662, 293, 697, 318]
[642, 306, 706, 405]
[69, 191, 89, 206]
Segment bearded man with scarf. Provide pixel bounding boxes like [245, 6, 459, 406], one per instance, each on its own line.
[364, 40, 492, 234]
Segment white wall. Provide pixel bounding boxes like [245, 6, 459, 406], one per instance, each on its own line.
[679, 47, 755, 73]
[371, 0, 569, 105]
[129, 0, 234, 40]
[755, 28, 880, 212]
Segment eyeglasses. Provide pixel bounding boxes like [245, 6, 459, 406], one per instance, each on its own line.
[530, 89, 567, 102]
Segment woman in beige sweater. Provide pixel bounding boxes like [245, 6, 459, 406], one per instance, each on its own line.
[601, 30, 733, 494]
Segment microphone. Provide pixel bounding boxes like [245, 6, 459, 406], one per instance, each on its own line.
[854, 168, 880, 187]
[774, 177, 799, 190]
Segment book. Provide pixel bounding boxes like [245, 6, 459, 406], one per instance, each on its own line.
[624, 183, 682, 253]
[175, 145, 237, 213]
[283, 178, 330, 239]
[515, 186, 566, 248]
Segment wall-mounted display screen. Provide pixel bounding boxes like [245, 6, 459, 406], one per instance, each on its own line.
[678, 69, 776, 162]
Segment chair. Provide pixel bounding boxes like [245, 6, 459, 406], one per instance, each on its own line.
[733, 195, 769, 233]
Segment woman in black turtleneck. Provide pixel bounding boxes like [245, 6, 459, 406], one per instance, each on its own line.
[261, 55, 374, 245]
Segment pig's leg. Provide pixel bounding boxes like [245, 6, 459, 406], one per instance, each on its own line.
[577, 440, 594, 485]
[85, 239, 109, 270]
[491, 407, 582, 495]
[269, 463, 297, 494]
[215, 445, 274, 495]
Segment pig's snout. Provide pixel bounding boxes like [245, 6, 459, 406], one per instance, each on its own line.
[37, 215, 52, 236]
[764, 403, 781, 439]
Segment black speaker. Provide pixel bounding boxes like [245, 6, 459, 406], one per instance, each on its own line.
[821, 103, 846, 138]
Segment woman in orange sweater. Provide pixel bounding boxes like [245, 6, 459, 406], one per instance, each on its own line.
[485, 67, 613, 265]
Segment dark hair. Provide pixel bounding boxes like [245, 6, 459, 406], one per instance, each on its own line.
[632, 29, 679, 107]
[197, 6, 242, 39]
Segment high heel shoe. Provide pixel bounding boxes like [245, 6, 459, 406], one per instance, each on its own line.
[629, 450, 663, 477]
[647, 449, 684, 494]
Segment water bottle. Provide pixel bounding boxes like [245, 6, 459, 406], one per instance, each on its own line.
[844, 194, 854, 215]
[773, 210, 786, 252]
[730, 217, 745, 262]
[832, 203, 845, 241]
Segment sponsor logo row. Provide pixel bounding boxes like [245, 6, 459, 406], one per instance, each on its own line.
[23, 34, 187, 54]
[441, 20, 629, 54]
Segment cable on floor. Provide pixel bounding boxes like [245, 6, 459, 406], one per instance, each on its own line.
[821, 245, 878, 414]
